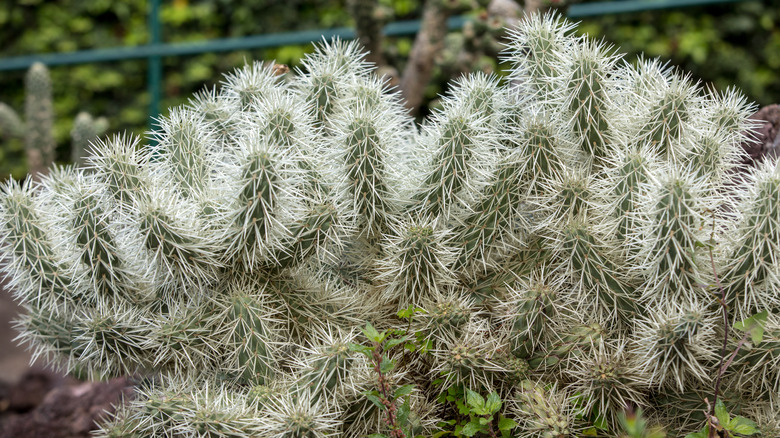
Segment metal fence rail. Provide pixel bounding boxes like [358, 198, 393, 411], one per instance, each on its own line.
[0, 0, 755, 125]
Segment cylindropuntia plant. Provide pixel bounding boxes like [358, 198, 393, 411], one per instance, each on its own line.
[1, 13, 778, 437]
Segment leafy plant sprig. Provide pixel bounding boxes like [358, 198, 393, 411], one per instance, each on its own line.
[350, 322, 416, 438]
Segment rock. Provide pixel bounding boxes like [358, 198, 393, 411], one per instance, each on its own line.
[0, 370, 133, 438]
[742, 104, 780, 166]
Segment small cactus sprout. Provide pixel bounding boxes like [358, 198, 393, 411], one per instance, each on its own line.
[1, 13, 778, 437]
[510, 380, 579, 438]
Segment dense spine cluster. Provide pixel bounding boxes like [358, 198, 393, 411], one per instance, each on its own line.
[0, 14, 777, 437]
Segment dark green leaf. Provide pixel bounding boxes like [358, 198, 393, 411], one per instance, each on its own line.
[734, 310, 768, 345]
[394, 384, 414, 399]
[379, 357, 394, 374]
[461, 421, 482, 437]
[498, 417, 516, 431]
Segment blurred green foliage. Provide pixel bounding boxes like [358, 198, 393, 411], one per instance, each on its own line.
[577, 0, 780, 106]
[1, 0, 779, 180]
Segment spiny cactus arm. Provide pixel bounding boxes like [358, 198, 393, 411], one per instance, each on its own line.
[219, 131, 305, 270]
[631, 303, 719, 392]
[551, 220, 638, 325]
[53, 170, 152, 304]
[452, 108, 534, 273]
[412, 78, 501, 218]
[24, 62, 55, 179]
[509, 380, 579, 438]
[0, 179, 75, 306]
[634, 71, 704, 164]
[729, 315, 780, 397]
[496, 269, 563, 359]
[558, 37, 621, 164]
[377, 216, 456, 306]
[503, 12, 577, 97]
[601, 145, 657, 251]
[0, 102, 24, 139]
[86, 134, 151, 210]
[637, 169, 713, 305]
[430, 318, 508, 390]
[97, 376, 271, 438]
[565, 339, 650, 430]
[326, 77, 412, 238]
[150, 108, 217, 200]
[511, 107, 577, 196]
[707, 87, 759, 146]
[528, 319, 605, 370]
[294, 39, 375, 124]
[722, 159, 780, 317]
[70, 112, 109, 167]
[209, 280, 285, 385]
[133, 185, 224, 288]
[220, 61, 289, 112]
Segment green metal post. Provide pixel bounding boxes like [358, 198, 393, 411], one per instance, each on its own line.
[148, 0, 162, 135]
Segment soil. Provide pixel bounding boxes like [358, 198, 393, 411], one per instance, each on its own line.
[0, 104, 778, 437]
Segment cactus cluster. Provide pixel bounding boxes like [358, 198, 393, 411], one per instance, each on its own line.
[0, 62, 108, 179]
[1, 14, 779, 437]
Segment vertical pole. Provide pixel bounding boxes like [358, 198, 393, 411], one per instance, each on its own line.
[148, 0, 162, 139]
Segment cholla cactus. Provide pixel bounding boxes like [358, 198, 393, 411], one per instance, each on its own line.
[2, 13, 778, 437]
[1, 62, 109, 179]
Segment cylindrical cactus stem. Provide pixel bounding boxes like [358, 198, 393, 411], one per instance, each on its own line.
[528, 320, 604, 370]
[412, 76, 499, 218]
[15, 305, 79, 367]
[136, 187, 223, 289]
[503, 12, 576, 97]
[0, 102, 24, 139]
[256, 388, 342, 438]
[69, 302, 154, 378]
[603, 145, 656, 252]
[566, 339, 650, 431]
[221, 61, 288, 112]
[722, 159, 780, 318]
[453, 146, 529, 273]
[497, 269, 562, 359]
[730, 315, 780, 397]
[378, 216, 456, 306]
[553, 220, 637, 324]
[70, 111, 108, 167]
[86, 134, 151, 211]
[273, 201, 342, 270]
[638, 169, 712, 305]
[430, 318, 507, 390]
[417, 289, 475, 341]
[294, 39, 373, 124]
[705, 86, 757, 146]
[561, 38, 620, 165]
[0, 180, 73, 306]
[216, 278, 283, 385]
[635, 71, 702, 164]
[222, 130, 302, 270]
[631, 302, 718, 392]
[151, 302, 223, 376]
[152, 108, 215, 200]
[510, 380, 578, 438]
[290, 326, 365, 406]
[24, 62, 55, 179]
[327, 79, 408, 238]
[108, 377, 265, 438]
[512, 107, 576, 197]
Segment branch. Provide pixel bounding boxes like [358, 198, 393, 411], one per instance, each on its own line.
[347, 0, 388, 68]
[400, 1, 451, 114]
